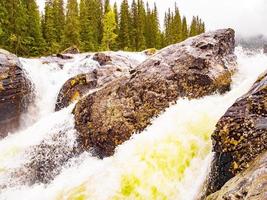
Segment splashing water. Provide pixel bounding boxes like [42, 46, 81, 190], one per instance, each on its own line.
[0, 48, 266, 200]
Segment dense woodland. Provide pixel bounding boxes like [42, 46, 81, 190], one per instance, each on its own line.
[0, 0, 205, 57]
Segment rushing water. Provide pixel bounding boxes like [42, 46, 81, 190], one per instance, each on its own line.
[0, 48, 266, 200]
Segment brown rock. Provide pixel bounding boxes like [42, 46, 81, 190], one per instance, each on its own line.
[92, 53, 112, 66]
[204, 70, 267, 196]
[73, 29, 237, 158]
[206, 151, 267, 200]
[61, 45, 80, 54]
[56, 53, 73, 60]
[0, 49, 33, 137]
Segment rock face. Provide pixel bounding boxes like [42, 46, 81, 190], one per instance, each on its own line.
[55, 52, 142, 111]
[206, 151, 267, 200]
[73, 29, 237, 158]
[205, 70, 267, 196]
[0, 49, 32, 137]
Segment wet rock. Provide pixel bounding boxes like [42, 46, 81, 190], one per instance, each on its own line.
[0, 49, 32, 137]
[61, 45, 80, 54]
[205, 70, 267, 196]
[92, 53, 112, 66]
[206, 151, 267, 200]
[55, 52, 142, 111]
[73, 29, 237, 158]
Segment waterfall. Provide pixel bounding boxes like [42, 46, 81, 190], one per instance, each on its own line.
[0, 48, 266, 200]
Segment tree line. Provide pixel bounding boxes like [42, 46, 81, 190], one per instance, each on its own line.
[0, 0, 205, 57]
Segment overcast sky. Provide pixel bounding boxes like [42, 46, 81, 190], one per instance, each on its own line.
[37, 0, 267, 37]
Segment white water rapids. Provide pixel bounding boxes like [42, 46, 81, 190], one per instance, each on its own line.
[0, 48, 266, 200]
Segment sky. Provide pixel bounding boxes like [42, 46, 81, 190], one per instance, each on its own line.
[37, 0, 267, 37]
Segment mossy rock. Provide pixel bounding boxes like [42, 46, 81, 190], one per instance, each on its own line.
[73, 29, 237, 158]
[204, 70, 267, 196]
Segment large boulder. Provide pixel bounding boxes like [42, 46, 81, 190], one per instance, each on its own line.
[206, 151, 267, 200]
[0, 49, 32, 137]
[73, 29, 237, 158]
[205, 70, 267, 196]
[55, 52, 142, 111]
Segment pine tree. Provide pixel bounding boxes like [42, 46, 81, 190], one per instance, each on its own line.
[118, 0, 131, 50]
[63, 0, 80, 48]
[101, 6, 117, 50]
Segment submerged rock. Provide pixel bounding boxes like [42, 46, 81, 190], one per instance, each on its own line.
[206, 151, 267, 200]
[205, 70, 267, 196]
[55, 52, 142, 111]
[73, 29, 237, 158]
[0, 49, 32, 137]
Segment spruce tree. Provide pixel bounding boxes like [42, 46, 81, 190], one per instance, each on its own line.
[80, 0, 103, 51]
[118, 0, 131, 50]
[0, 0, 8, 49]
[104, 0, 110, 14]
[136, 0, 146, 50]
[53, 0, 65, 47]
[150, 3, 161, 49]
[173, 3, 182, 43]
[130, 0, 138, 50]
[181, 16, 188, 41]
[43, 0, 56, 53]
[101, 6, 117, 50]
[1, 0, 28, 55]
[144, 2, 152, 48]
[189, 16, 197, 37]
[164, 9, 173, 45]
[24, 0, 44, 56]
[63, 0, 80, 49]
